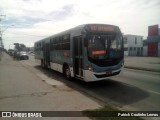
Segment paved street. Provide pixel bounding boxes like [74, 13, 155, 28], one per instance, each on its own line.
[124, 56, 160, 72]
[26, 54, 160, 111]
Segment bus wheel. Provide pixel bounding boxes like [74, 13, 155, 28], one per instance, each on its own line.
[64, 66, 71, 79]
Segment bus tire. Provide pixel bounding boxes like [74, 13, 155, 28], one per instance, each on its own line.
[64, 65, 71, 79]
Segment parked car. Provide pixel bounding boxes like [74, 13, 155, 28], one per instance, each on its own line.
[19, 51, 29, 60]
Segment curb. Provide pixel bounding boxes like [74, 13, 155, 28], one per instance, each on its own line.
[124, 66, 160, 73]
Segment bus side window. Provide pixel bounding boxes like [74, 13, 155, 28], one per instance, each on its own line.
[62, 34, 70, 50]
[63, 34, 70, 43]
[59, 36, 62, 43]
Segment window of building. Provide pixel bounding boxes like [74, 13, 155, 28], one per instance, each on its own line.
[124, 47, 128, 51]
[130, 47, 132, 51]
[135, 37, 137, 44]
[124, 37, 127, 44]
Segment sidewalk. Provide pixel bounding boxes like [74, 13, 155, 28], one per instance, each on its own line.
[124, 56, 160, 72]
[0, 53, 101, 120]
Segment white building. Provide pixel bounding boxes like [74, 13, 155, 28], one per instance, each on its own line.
[123, 34, 143, 56]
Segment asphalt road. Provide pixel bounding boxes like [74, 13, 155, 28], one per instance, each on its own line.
[124, 56, 160, 72]
[26, 54, 160, 111]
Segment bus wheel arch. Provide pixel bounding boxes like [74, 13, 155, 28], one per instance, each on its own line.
[63, 63, 71, 79]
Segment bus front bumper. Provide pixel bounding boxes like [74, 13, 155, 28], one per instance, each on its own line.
[83, 68, 123, 82]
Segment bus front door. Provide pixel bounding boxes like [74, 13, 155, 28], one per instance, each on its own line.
[73, 36, 83, 78]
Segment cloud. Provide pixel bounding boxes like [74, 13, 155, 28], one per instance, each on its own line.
[0, 0, 160, 49]
[2, 17, 46, 28]
[46, 4, 74, 21]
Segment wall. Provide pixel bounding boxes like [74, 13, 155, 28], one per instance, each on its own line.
[148, 42, 158, 56]
[148, 25, 159, 36]
[147, 25, 160, 57]
[124, 42, 129, 56]
[142, 46, 148, 56]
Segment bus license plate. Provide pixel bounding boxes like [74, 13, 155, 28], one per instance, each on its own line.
[106, 71, 112, 75]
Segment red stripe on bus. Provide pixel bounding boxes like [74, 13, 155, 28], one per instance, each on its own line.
[63, 52, 70, 57]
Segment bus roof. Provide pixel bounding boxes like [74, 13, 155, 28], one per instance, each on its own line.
[35, 24, 119, 44]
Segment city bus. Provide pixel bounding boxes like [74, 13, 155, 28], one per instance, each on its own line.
[34, 24, 124, 82]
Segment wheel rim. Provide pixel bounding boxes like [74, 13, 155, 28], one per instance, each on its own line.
[66, 68, 71, 79]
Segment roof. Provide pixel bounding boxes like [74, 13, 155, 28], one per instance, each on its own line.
[35, 23, 119, 43]
[124, 34, 143, 37]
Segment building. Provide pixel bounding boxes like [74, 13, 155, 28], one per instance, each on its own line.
[123, 34, 143, 56]
[142, 39, 148, 56]
[147, 25, 160, 57]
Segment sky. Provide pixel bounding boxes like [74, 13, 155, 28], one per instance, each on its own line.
[0, 0, 160, 50]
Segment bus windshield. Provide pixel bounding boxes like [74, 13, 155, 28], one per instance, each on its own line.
[87, 33, 123, 60]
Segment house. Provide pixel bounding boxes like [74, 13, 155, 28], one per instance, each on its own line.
[123, 34, 143, 56]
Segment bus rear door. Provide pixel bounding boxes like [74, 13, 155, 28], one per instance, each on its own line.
[44, 43, 50, 68]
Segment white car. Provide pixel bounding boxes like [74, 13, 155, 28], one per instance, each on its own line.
[19, 51, 29, 60]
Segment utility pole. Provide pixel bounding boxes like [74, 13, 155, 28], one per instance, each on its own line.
[0, 14, 6, 50]
[0, 14, 5, 59]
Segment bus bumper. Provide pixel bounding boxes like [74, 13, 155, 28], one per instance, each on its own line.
[83, 67, 123, 82]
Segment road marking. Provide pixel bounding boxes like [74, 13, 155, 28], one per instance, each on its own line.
[147, 90, 160, 95]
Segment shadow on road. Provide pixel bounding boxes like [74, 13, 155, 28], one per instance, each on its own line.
[34, 65, 149, 107]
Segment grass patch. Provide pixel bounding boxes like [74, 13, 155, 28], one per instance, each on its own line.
[83, 105, 144, 120]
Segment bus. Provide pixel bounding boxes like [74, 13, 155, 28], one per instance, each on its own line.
[34, 24, 124, 82]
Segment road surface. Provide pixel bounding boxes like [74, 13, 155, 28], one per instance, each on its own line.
[0, 53, 160, 120]
[26, 54, 160, 111]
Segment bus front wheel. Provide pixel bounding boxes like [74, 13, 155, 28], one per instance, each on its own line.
[64, 66, 71, 79]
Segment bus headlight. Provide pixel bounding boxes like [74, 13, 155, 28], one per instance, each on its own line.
[86, 64, 94, 71]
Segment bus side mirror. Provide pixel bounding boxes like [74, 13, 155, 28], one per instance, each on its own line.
[84, 38, 88, 47]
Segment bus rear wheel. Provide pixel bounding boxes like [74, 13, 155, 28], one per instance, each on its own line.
[64, 66, 71, 79]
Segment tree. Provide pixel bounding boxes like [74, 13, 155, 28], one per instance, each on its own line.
[14, 43, 26, 51]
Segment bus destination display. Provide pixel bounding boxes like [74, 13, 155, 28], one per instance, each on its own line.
[89, 25, 114, 32]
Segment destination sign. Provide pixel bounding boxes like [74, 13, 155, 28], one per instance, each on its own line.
[88, 25, 114, 32]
